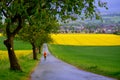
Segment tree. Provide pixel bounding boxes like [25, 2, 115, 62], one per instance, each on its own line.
[37, 33, 53, 54]
[19, 12, 59, 60]
[0, 0, 40, 70]
[0, 0, 107, 70]
[19, 23, 57, 60]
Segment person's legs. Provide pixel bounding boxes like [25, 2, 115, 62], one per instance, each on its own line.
[44, 56, 46, 60]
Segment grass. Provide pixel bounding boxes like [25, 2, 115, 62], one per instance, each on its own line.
[0, 36, 32, 50]
[48, 44, 120, 79]
[0, 36, 41, 80]
[0, 53, 41, 80]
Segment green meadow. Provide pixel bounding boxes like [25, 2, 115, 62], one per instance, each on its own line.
[48, 44, 120, 79]
[0, 37, 32, 50]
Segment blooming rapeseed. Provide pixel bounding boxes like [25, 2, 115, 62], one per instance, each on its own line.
[51, 34, 120, 46]
[0, 50, 32, 60]
[0, 33, 2, 36]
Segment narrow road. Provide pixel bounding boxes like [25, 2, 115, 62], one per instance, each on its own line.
[31, 44, 116, 80]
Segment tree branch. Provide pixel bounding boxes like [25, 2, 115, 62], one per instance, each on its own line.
[6, 22, 11, 38]
[1, 9, 8, 18]
[6, 0, 13, 6]
[12, 15, 23, 36]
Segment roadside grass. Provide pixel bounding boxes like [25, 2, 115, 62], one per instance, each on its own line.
[0, 53, 41, 80]
[48, 44, 120, 79]
[0, 36, 41, 80]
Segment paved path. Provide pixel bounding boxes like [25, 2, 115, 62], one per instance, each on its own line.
[31, 44, 116, 80]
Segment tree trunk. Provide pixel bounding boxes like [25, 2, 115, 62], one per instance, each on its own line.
[4, 36, 22, 71]
[38, 45, 41, 54]
[3, 15, 23, 71]
[31, 43, 38, 60]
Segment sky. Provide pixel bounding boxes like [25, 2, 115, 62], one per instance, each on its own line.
[99, 0, 120, 13]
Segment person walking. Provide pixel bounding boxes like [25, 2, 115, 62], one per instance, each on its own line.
[44, 51, 47, 60]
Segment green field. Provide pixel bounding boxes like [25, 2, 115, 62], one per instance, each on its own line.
[48, 44, 120, 79]
[0, 37, 32, 50]
[0, 36, 40, 80]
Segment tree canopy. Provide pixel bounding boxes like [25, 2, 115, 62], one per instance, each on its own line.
[18, 17, 58, 59]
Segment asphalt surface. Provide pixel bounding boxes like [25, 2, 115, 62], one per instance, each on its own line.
[31, 44, 116, 80]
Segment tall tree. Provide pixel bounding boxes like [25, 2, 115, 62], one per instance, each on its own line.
[0, 0, 107, 70]
[0, 0, 39, 70]
[19, 15, 58, 60]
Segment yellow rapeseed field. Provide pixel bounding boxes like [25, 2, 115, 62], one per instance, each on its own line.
[51, 34, 120, 46]
[0, 50, 32, 60]
[0, 33, 2, 36]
